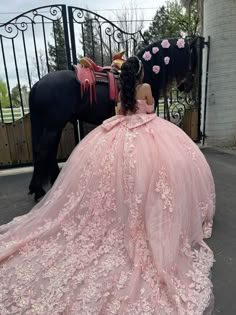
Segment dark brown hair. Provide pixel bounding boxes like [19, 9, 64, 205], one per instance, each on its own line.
[120, 56, 143, 115]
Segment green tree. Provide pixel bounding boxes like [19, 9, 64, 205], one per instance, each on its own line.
[143, 0, 199, 42]
[11, 85, 20, 107]
[0, 79, 10, 108]
[180, 0, 203, 34]
[80, 12, 102, 63]
[48, 20, 67, 71]
[113, 0, 144, 55]
[80, 11, 121, 66]
[11, 85, 28, 107]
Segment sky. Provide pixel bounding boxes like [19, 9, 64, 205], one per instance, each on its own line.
[0, 0, 167, 91]
[0, 0, 166, 25]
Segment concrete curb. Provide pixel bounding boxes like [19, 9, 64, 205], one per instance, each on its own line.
[200, 145, 236, 156]
[0, 163, 65, 177]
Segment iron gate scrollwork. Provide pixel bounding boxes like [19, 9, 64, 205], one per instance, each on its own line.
[0, 5, 70, 122]
[67, 6, 145, 66]
[0, 5, 145, 125]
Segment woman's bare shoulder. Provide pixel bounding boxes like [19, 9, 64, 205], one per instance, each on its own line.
[140, 83, 152, 91]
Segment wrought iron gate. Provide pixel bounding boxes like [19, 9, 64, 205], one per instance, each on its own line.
[0, 5, 206, 168]
[0, 5, 144, 120]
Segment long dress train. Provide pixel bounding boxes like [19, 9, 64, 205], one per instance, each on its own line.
[0, 100, 215, 314]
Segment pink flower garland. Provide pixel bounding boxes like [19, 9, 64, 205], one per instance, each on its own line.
[152, 65, 160, 74]
[176, 38, 185, 48]
[164, 56, 170, 65]
[142, 51, 152, 61]
[152, 47, 159, 54]
[161, 39, 171, 49]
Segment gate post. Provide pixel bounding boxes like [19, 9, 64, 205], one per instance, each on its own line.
[64, 6, 81, 144]
[61, 5, 71, 70]
[202, 36, 211, 146]
[67, 6, 84, 142]
[196, 36, 205, 143]
[68, 6, 78, 65]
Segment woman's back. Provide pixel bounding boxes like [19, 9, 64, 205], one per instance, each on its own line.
[117, 83, 155, 115]
[135, 83, 153, 105]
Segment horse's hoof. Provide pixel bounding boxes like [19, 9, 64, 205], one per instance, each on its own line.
[34, 188, 46, 202]
[28, 188, 34, 195]
[28, 183, 35, 195]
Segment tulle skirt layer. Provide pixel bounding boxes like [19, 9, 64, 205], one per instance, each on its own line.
[0, 114, 215, 314]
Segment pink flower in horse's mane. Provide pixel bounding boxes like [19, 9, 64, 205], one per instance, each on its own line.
[164, 56, 170, 65]
[152, 47, 159, 54]
[152, 65, 160, 74]
[143, 51, 152, 61]
[176, 38, 185, 48]
[161, 39, 171, 49]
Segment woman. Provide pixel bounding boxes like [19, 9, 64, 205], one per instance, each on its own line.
[0, 57, 215, 314]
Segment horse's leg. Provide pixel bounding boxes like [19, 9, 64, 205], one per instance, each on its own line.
[32, 127, 60, 201]
[29, 134, 46, 196]
[50, 162, 60, 186]
[28, 84, 46, 198]
[50, 129, 63, 186]
[30, 153, 46, 200]
[29, 168, 38, 195]
[78, 121, 84, 140]
[163, 89, 170, 121]
[72, 119, 79, 144]
[29, 131, 46, 197]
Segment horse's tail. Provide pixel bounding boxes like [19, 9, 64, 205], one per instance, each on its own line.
[29, 82, 44, 163]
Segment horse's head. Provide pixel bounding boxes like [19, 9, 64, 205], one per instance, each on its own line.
[176, 37, 198, 93]
[137, 37, 198, 102]
[177, 71, 195, 93]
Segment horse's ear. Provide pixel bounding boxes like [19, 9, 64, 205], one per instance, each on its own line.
[189, 37, 198, 49]
[189, 38, 198, 74]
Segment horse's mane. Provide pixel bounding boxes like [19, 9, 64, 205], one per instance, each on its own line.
[137, 38, 191, 101]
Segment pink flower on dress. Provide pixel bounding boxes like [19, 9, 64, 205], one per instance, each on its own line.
[152, 47, 159, 54]
[164, 56, 170, 65]
[152, 65, 160, 74]
[142, 51, 152, 61]
[161, 39, 171, 49]
[176, 38, 185, 48]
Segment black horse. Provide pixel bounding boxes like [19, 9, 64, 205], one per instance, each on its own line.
[29, 38, 197, 201]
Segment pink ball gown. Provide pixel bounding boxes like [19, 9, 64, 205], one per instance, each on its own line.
[0, 100, 215, 315]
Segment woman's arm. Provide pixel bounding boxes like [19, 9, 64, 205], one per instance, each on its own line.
[115, 103, 122, 115]
[115, 93, 122, 115]
[146, 103, 155, 114]
[143, 84, 155, 113]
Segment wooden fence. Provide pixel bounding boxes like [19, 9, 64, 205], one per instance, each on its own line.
[0, 114, 75, 167]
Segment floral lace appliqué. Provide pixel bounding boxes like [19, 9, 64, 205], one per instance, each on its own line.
[155, 168, 174, 213]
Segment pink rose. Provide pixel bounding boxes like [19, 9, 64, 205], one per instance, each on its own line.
[161, 39, 170, 49]
[164, 56, 170, 65]
[152, 65, 160, 74]
[152, 47, 159, 54]
[176, 38, 185, 48]
[142, 51, 152, 61]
